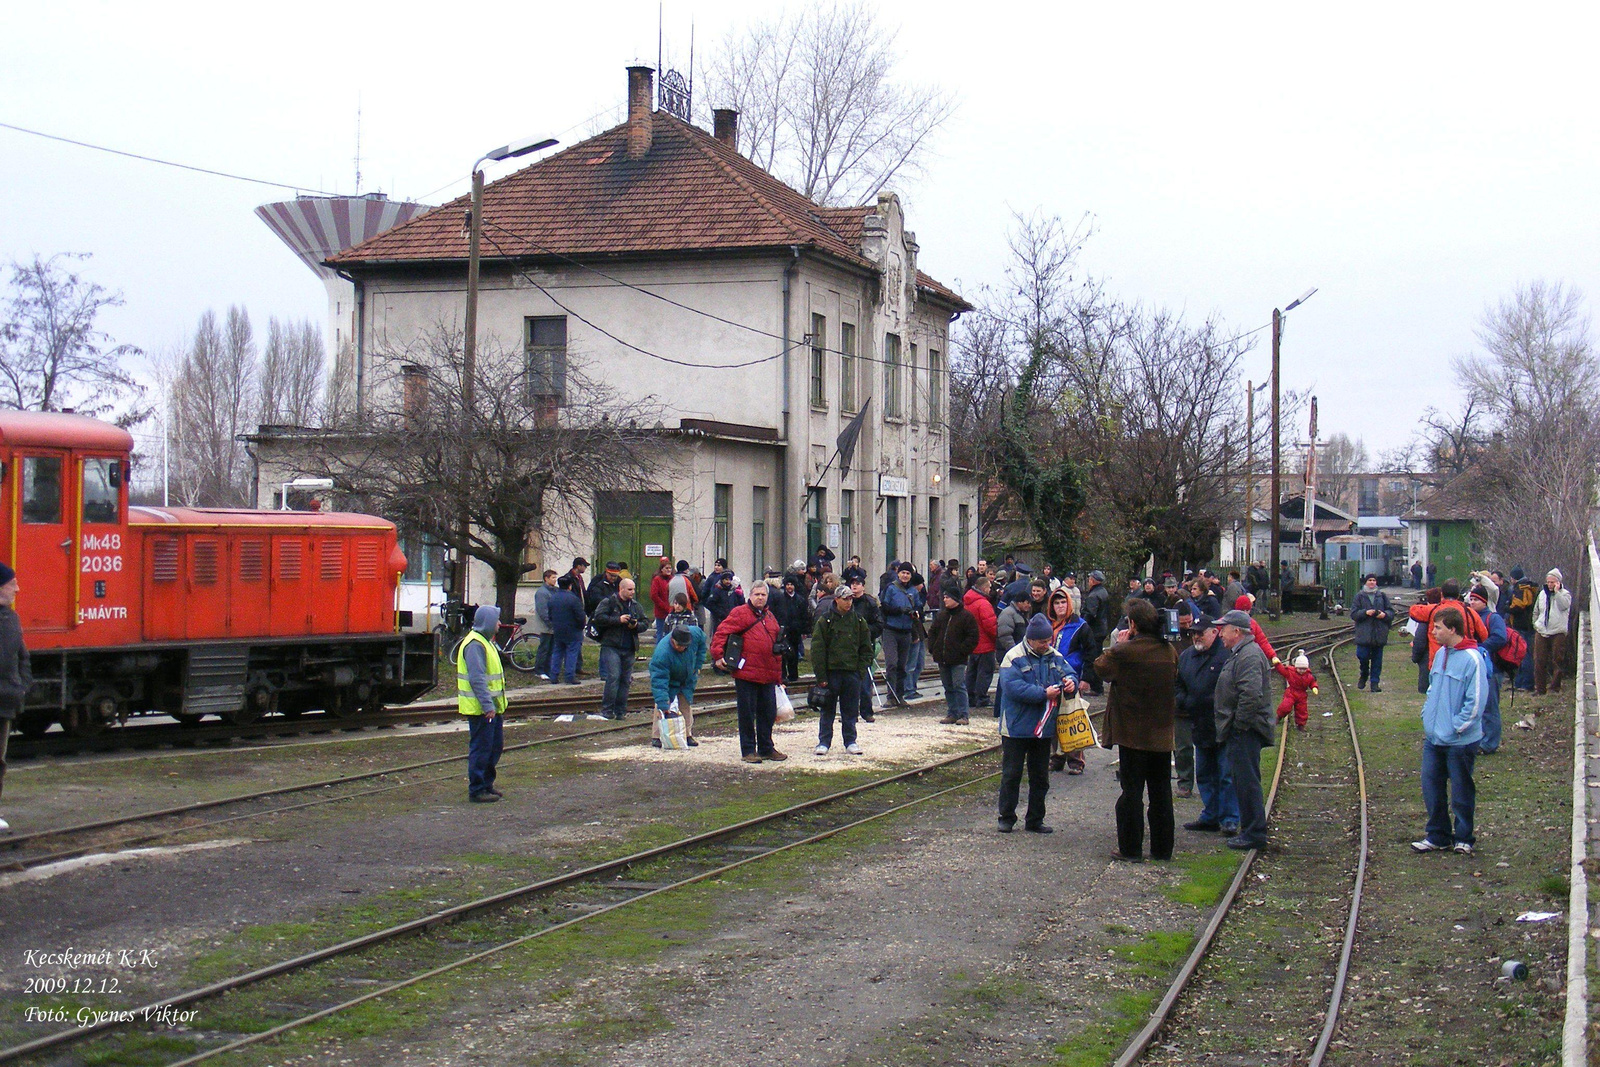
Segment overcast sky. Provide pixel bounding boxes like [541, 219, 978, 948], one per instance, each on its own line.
[5, 2, 1597, 457]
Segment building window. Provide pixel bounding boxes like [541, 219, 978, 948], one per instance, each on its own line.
[525, 315, 568, 403]
[401, 530, 447, 583]
[840, 322, 858, 412]
[909, 342, 919, 422]
[809, 313, 827, 409]
[840, 489, 854, 562]
[884, 333, 903, 418]
[928, 348, 943, 426]
[401, 364, 428, 427]
[806, 487, 825, 560]
[751, 486, 768, 576]
[958, 502, 970, 560]
[714, 483, 732, 563]
[885, 495, 900, 562]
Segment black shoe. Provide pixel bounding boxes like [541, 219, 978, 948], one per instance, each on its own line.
[1049, 756, 1067, 772]
[686, 735, 699, 747]
[860, 711, 876, 723]
[1227, 836, 1262, 850]
[1024, 825, 1054, 834]
[997, 821, 1015, 833]
[1371, 684, 1382, 693]
[650, 738, 661, 748]
[1184, 819, 1222, 831]
[469, 793, 500, 803]
[1110, 852, 1143, 862]
[487, 787, 503, 797]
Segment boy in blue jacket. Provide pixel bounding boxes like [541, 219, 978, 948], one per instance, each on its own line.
[1412, 607, 1486, 855]
[995, 615, 1075, 834]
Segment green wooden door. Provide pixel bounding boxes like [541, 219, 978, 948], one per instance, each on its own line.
[594, 491, 674, 586]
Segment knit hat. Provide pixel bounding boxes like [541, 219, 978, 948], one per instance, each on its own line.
[1292, 650, 1309, 670]
[1467, 586, 1491, 606]
[1234, 594, 1254, 611]
[0, 562, 14, 586]
[1510, 566, 1525, 581]
[1025, 615, 1054, 642]
[1548, 568, 1564, 583]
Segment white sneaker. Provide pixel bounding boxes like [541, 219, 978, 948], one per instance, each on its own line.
[814, 744, 829, 755]
[585, 714, 608, 722]
[0, 815, 10, 833]
[846, 743, 862, 755]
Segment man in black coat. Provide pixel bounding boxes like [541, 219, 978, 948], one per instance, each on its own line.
[1175, 615, 1235, 834]
[0, 562, 30, 832]
[1078, 570, 1111, 696]
[592, 578, 647, 720]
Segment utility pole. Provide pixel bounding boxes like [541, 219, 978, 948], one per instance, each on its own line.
[1244, 380, 1253, 569]
[1269, 307, 1282, 613]
[454, 167, 485, 599]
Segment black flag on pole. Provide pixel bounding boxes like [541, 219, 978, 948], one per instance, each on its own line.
[837, 397, 871, 475]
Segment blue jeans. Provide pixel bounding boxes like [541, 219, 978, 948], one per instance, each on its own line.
[819, 669, 862, 748]
[940, 662, 969, 720]
[549, 638, 580, 684]
[467, 714, 503, 797]
[905, 640, 925, 695]
[1513, 627, 1536, 690]
[1421, 740, 1478, 846]
[1227, 731, 1268, 846]
[598, 646, 634, 718]
[533, 632, 554, 676]
[881, 628, 912, 699]
[1355, 642, 1385, 687]
[966, 651, 995, 707]
[654, 616, 667, 641]
[1193, 742, 1239, 827]
[1479, 670, 1501, 753]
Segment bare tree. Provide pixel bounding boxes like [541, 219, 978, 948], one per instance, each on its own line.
[1453, 281, 1600, 585]
[168, 307, 257, 506]
[0, 253, 147, 424]
[260, 317, 324, 426]
[702, 1, 957, 205]
[300, 325, 673, 616]
[1314, 432, 1370, 513]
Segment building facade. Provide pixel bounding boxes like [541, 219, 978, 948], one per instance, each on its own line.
[250, 67, 975, 618]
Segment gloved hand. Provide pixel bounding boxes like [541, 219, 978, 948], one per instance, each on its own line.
[1311, 686, 1320, 695]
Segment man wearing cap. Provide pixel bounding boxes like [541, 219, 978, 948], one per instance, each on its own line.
[586, 561, 622, 617]
[1177, 614, 1237, 834]
[810, 581, 874, 755]
[649, 612, 706, 748]
[1062, 572, 1082, 615]
[1213, 608, 1276, 850]
[0, 563, 27, 831]
[995, 614, 1075, 833]
[1079, 571, 1110, 696]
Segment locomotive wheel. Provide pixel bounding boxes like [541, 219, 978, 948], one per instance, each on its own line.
[506, 634, 540, 673]
[323, 687, 361, 720]
[230, 684, 277, 727]
[65, 688, 122, 738]
[13, 711, 56, 738]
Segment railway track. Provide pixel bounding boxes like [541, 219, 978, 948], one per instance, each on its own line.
[0, 744, 1002, 1066]
[1114, 622, 1388, 1065]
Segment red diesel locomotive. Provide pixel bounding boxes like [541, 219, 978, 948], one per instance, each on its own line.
[2, 411, 435, 736]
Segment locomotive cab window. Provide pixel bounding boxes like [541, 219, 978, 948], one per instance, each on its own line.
[82, 457, 120, 524]
[21, 456, 63, 524]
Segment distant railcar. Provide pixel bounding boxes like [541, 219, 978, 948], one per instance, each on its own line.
[1, 411, 434, 736]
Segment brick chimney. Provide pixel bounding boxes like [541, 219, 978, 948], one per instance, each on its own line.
[713, 108, 739, 149]
[626, 65, 654, 160]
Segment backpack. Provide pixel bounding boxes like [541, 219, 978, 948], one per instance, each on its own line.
[1496, 627, 1527, 670]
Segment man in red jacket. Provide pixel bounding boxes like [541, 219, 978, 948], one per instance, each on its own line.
[649, 557, 674, 641]
[964, 573, 1000, 709]
[711, 581, 788, 764]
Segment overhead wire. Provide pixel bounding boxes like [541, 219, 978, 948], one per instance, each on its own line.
[0, 120, 330, 194]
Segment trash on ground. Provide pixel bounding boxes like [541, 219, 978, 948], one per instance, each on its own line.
[1515, 911, 1560, 923]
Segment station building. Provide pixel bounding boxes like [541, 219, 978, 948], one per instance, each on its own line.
[249, 66, 977, 619]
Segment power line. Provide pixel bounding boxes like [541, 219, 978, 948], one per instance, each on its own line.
[0, 120, 330, 194]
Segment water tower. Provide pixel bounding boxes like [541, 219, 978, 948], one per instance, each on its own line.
[255, 193, 429, 405]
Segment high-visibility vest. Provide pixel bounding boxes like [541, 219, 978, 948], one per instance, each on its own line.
[456, 630, 507, 716]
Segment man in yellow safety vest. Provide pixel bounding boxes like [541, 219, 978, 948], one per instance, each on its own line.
[457, 604, 508, 802]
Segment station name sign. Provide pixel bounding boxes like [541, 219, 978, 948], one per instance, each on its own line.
[878, 475, 909, 498]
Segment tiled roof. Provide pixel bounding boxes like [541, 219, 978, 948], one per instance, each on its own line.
[329, 113, 967, 308]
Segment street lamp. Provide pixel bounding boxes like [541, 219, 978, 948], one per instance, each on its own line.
[1269, 287, 1317, 613]
[453, 134, 558, 596]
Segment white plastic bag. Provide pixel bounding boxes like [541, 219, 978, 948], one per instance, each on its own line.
[658, 697, 688, 750]
[774, 685, 795, 723]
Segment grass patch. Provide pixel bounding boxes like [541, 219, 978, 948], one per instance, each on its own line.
[1162, 851, 1241, 907]
[1539, 873, 1569, 898]
[1111, 931, 1196, 979]
[1052, 990, 1156, 1067]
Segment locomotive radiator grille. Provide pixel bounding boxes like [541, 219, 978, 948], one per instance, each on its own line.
[183, 645, 251, 715]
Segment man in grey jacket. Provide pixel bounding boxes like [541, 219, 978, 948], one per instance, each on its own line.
[1213, 609, 1275, 850]
[531, 569, 557, 680]
[0, 563, 29, 832]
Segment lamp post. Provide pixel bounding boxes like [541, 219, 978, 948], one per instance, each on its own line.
[452, 134, 558, 598]
[1269, 287, 1317, 614]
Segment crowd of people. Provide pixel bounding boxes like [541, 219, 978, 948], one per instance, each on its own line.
[488, 549, 1577, 867]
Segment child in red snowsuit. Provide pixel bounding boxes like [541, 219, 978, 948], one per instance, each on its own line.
[1274, 649, 1318, 730]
